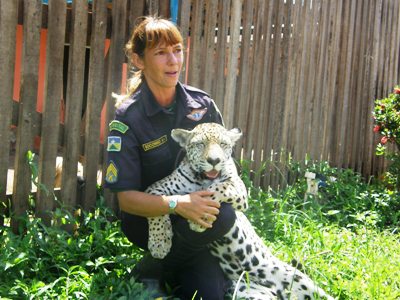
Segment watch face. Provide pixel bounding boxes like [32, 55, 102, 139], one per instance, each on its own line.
[169, 199, 177, 209]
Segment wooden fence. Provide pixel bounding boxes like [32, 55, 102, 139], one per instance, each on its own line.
[1, 0, 399, 230]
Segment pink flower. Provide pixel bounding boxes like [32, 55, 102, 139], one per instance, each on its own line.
[394, 87, 400, 94]
[381, 136, 388, 144]
[373, 125, 380, 132]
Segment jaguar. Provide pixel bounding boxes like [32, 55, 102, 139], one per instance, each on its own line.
[146, 123, 334, 299]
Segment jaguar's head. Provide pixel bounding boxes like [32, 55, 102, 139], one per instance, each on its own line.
[171, 123, 242, 179]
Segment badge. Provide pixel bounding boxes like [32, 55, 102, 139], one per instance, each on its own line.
[109, 120, 129, 134]
[105, 161, 118, 183]
[107, 136, 122, 152]
[186, 108, 207, 121]
[142, 135, 167, 151]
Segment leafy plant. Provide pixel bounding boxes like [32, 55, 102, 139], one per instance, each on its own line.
[373, 86, 400, 190]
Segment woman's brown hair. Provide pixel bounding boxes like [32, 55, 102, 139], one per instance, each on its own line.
[114, 16, 183, 107]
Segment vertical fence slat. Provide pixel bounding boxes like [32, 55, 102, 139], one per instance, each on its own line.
[244, 0, 265, 162]
[83, 0, 108, 211]
[0, 0, 18, 222]
[11, 0, 42, 232]
[321, 0, 343, 162]
[129, 0, 146, 33]
[222, 0, 242, 129]
[309, 0, 329, 162]
[259, 0, 280, 187]
[103, 0, 127, 211]
[177, 0, 191, 83]
[187, 0, 204, 87]
[202, 0, 218, 94]
[213, 0, 231, 109]
[36, 0, 67, 224]
[61, 0, 88, 208]
[2, 0, 400, 205]
[350, 0, 368, 172]
[235, 0, 255, 151]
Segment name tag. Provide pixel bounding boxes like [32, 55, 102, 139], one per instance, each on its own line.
[142, 135, 167, 151]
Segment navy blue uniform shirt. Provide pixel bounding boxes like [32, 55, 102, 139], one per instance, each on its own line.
[104, 80, 223, 192]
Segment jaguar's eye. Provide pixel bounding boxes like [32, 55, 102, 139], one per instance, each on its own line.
[196, 143, 205, 150]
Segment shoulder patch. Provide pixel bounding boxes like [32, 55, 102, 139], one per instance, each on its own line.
[107, 136, 122, 152]
[142, 135, 167, 151]
[186, 108, 208, 121]
[109, 120, 129, 134]
[105, 161, 118, 184]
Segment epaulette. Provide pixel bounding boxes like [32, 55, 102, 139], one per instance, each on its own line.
[182, 84, 210, 97]
[115, 92, 140, 116]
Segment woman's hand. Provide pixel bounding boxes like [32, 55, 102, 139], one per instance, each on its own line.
[174, 191, 220, 228]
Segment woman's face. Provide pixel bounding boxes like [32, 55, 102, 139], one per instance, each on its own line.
[136, 42, 184, 92]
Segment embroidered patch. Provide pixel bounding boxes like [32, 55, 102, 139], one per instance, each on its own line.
[109, 120, 129, 134]
[107, 136, 122, 152]
[105, 161, 118, 183]
[142, 135, 167, 151]
[186, 108, 207, 121]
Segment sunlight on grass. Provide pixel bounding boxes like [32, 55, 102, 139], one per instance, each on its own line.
[1, 161, 399, 299]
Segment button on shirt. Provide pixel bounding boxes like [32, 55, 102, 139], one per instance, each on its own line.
[104, 81, 224, 192]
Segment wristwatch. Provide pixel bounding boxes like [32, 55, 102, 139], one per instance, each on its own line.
[168, 197, 179, 214]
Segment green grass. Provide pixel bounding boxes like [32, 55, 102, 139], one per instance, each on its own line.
[1, 161, 399, 299]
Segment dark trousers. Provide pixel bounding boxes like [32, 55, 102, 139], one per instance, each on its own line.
[121, 203, 236, 300]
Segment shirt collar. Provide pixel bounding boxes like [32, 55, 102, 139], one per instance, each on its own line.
[141, 81, 202, 117]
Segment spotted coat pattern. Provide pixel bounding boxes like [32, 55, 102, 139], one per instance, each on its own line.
[146, 123, 334, 300]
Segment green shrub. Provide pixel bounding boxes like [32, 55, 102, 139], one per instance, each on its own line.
[373, 86, 400, 190]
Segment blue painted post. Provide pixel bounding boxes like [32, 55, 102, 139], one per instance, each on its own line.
[170, 0, 179, 24]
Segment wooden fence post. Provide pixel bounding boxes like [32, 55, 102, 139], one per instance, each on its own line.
[83, 0, 108, 211]
[103, 0, 127, 212]
[61, 0, 88, 209]
[0, 0, 18, 225]
[11, 0, 42, 233]
[36, 0, 66, 226]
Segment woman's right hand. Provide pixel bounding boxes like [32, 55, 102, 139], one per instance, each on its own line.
[174, 191, 220, 228]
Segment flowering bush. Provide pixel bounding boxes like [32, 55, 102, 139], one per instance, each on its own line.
[372, 86, 400, 190]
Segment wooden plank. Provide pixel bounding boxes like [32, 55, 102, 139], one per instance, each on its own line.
[303, 1, 321, 163]
[213, 0, 231, 110]
[202, 0, 218, 94]
[159, 0, 170, 18]
[36, 0, 67, 225]
[293, 0, 313, 162]
[393, 0, 400, 85]
[364, 0, 383, 176]
[222, 0, 242, 129]
[0, 0, 18, 222]
[83, 0, 107, 211]
[235, 0, 254, 156]
[321, 0, 343, 161]
[244, 0, 264, 162]
[60, 0, 88, 208]
[187, 0, 204, 87]
[177, 0, 191, 83]
[11, 0, 42, 232]
[103, 0, 127, 211]
[278, 0, 303, 188]
[146, 0, 159, 15]
[282, 0, 303, 159]
[388, 0, 399, 88]
[259, 0, 280, 188]
[129, 0, 146, 33]
[349, 0, 368, 171]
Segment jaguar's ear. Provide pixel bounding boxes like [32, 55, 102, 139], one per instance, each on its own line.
[227, 127, 242, 144]
[171, 128, 192, 147]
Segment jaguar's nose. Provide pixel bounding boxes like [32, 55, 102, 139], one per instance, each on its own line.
[207, 157, 221, 166]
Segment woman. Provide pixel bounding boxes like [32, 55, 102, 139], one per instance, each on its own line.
[105, 16, 236, 299]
